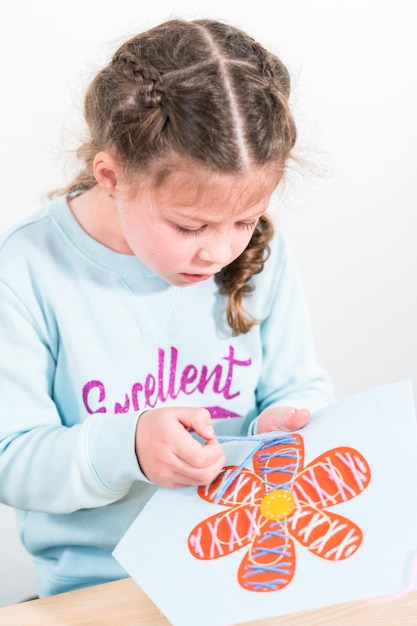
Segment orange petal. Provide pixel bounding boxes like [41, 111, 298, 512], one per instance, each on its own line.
[188, 504, 264, 560]
[253, 435, 304, 491]
[238, 519, 296, 592]
[293, 447, 371, 508]
[288, 503, 363, 560]
[197, 466, 265, 506]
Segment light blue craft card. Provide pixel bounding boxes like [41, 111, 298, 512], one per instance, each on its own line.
[113, 381, 417, 626]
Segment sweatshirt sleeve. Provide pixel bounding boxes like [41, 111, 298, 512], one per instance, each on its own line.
[0, 279, 149, 514]
[253, 232, 336, 421]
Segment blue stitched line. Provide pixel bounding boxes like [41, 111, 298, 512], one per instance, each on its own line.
[241, 524, 293, 589]
[216, 436, 270, 442]
[244, 562, 293, 576]
[213, 441, 265, 504]
[213, 435, 300, 503]
[244, 578, 290, 590]
[256, 439, 300, 491]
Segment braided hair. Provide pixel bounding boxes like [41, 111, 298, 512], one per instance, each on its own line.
[62, 19, 297, 334]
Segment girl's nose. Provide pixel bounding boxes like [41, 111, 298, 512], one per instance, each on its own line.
[197, 233, 232, 266]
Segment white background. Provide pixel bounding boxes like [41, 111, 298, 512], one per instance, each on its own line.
[0, 0, 416, 607]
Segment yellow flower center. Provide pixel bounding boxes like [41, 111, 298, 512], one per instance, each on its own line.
[260, 489, 296, 521]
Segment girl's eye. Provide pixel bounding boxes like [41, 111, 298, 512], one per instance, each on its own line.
[175, 225, 206, 236]
[175, 220, 258, 236]
[237, 220, 257, 231]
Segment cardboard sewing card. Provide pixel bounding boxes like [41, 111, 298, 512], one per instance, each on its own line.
[113, 381, 417, 626]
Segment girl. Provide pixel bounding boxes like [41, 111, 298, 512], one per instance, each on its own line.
[0, 18, 334, 597]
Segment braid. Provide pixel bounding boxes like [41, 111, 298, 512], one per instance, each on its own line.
[62, 55, 167, 196]
[215, 214, 274, 335]
[111, 51, 164, 108]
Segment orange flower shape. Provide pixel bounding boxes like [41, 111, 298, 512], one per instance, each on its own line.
[188, 434, 371, 592]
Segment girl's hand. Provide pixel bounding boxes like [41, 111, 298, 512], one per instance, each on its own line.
[257, 406, 311, 434]
[135, 407, 226, 488]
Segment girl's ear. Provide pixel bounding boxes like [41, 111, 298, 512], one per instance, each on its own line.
[93, 151, 122, 195]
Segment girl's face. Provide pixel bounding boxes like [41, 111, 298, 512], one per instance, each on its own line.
[114, 163, 280, 287]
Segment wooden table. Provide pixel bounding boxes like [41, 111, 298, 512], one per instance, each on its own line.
[0, 577, 416, 625]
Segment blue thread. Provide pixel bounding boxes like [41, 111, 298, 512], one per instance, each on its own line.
[244, 562, 292, 576]
[262, 527, 291, 543]
[259, 450, 299, 463]
[245, 578, 289, 591]
[257, 444, 300, 491]
[252, 546, 291, 558]
[213, 435, 300, 503]
[216, 435, 298, 444]
[213, 441, 265, 504]
[253, 542, 292, 558]
[216, 436, 271, 442]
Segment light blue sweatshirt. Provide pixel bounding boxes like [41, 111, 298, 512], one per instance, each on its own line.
[0, 195, 334, 596]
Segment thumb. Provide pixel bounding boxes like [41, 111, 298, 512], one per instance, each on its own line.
[179, 407, 216, 441]
[258, 406, 311, 433]
[280, 408, 311, 432]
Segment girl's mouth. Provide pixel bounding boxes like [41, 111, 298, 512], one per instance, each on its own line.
[180, 273, 212, 283]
